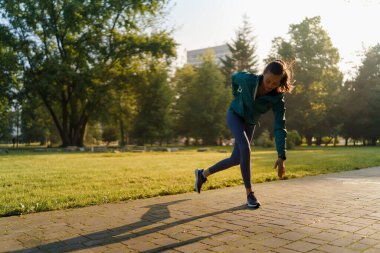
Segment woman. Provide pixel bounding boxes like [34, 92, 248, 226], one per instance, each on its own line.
[194, 60, 294, 208]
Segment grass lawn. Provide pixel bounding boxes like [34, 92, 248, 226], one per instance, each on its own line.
[1, 146, 380, 217]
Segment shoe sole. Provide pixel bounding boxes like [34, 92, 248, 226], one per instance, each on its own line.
[194, 169, 200, 193]
[247, 202, 261, 208]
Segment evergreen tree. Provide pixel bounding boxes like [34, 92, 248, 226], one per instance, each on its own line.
[220, 16, 259, 87]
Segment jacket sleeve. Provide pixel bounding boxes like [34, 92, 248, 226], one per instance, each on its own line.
[272, 96, 287, 157]
[231, 72, 240, 97]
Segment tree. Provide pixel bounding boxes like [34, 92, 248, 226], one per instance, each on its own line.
[84, 122, 102, 146]
[0, 0, 176, 147]
[0, 24, 20, 142]
[104, 88, 137, 147]
[220, 16, 259, 87]
[186, 52, 230, 145]
[172, 64, 197, 144]
[96, 60, 140, 147]
[20, 97, 58, 145]
[0, 103, 13, 142]
[102, 124, 120, 146]
[132, 62, 173, 145]
[267, 16, 343, 145]
[342, 44, 380, 145]
[340, 80, 357, 145]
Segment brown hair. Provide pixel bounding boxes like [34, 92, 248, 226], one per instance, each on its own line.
[263, 59, 295, 93]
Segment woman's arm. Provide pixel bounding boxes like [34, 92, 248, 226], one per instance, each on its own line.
[272, 96, 287, 157]
[272, 96, 287, 178]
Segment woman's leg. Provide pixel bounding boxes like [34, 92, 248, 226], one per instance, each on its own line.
[242, 124, 255, 194]
[206, 111, 255, 189]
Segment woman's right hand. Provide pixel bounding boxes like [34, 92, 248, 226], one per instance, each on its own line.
[274, 158, 285, 179]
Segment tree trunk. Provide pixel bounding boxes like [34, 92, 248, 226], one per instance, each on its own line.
[316, 136, 322, 146]
[75, 135, 84, 147]
[306, 134, 313, 146]
[62, 91, 69, 146]
[126, 134, 129, 145]
[119, 119, 125, 147]
[75, 121, 87, 147]
[61, 133, 70, 147]
[345, 137, 348, 146]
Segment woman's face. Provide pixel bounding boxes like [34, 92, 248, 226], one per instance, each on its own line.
[263, 72, 282, 92]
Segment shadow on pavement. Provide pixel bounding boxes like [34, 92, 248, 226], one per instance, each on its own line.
[10, 199, 252, 252]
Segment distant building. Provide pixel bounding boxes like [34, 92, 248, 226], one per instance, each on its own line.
[186, 44, 231, 67]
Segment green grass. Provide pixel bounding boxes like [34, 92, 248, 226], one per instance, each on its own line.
[1, 146, 380, 217]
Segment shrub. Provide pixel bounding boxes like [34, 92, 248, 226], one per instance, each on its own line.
[287, 130, 302, 149]
[256, 129, 274, 147]
[102, 125, 120, 145]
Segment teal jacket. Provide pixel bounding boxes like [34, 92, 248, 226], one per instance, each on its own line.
[228, 72, 287, 156]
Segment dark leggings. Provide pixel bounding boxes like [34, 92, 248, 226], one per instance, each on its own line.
[208, 110, 255, 189]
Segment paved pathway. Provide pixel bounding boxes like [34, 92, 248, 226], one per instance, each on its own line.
[1, 167, 380, 253]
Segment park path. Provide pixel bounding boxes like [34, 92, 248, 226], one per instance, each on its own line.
[1, 167, 380, 253]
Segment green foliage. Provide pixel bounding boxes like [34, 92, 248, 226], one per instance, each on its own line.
[84, 122, 102, 145]
[20, 96, 58, 145]
[102, 124, 120, 144]
[0, 0, 176, 147]
[321, 136, 333, 146]
[174, 52, 230, 145]
[286, 130, 302, 149]
[341, 44, 380, 145]
[132, 62, 173, 145]
[268, 16, 343, 145]
[97, 61, 139, 147]
[256, 129, 275, 148]
[0, 102, 13, 141]
[172, 64, 197, 137]
[0, 25, 20, 100]
[220, 16, 259, 86]
[0, 24, 21, 142]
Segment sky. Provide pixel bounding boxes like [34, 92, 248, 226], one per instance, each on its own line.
[165, 0, 380, 79]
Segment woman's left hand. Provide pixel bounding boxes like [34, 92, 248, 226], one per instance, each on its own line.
[274, 158, 285, 179]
